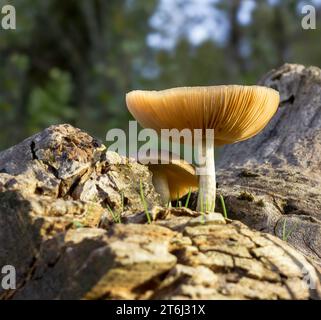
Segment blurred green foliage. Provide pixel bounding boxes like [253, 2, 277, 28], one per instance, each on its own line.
[27, 68, 75, 132]
[0, 0, 320, 149]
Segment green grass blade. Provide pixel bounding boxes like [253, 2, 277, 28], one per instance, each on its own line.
[117, 212, 121, 223]
[107, 205, 120, 223]
[140, 179, 152, 224]
[121, 191, 124, 213]
[282, 219, 287, 241]
[284, 220, 298, 241]
[211, 199, 215, 212]
[199, 190, 205, 224]
[184, 188, 192, 208]
[199, 190, 204, 213]
[220, 195, 228, 219]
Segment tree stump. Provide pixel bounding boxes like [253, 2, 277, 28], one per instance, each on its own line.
[1, 64, 321, 299]
[217, 64, 321, 266]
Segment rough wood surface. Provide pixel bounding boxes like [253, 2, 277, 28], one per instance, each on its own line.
[213, 64, 321, 266]
[219, 63, 321, 170]
[1, 64, 321, 300]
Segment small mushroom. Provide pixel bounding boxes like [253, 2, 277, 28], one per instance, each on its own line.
[138, 150, 198, 205]
[127, 85, 279, 212]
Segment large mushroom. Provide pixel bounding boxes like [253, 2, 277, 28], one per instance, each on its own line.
[137, 150, 198, 205]
[126, 85, 280, 212]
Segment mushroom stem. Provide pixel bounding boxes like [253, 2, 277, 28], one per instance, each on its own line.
[197, 139, 216, 212]
[152, 170, 171, 205]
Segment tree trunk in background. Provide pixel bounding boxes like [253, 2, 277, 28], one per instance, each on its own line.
[217, 64, 321, 265]
[227, 0, 246, 74]
[272, 5, 289, 66]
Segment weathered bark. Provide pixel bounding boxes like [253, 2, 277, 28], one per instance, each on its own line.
[1, 64, 321, 300]
[219, 63, 321, 169]
[0, 124, 161, 299]
[215, 64, 321, 265]
[1, 199, 320, 300]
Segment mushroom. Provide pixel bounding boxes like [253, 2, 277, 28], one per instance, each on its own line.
[126, 85, 280, 212]
[137, 150, 198, 205]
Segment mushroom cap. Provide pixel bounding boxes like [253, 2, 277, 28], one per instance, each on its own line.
[126, 85, 280, 145]
[138, 150, 198, 200]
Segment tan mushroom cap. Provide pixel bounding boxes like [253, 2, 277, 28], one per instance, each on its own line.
[126, 85, 280, 145]
[138, 150, 198, 200]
